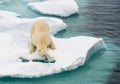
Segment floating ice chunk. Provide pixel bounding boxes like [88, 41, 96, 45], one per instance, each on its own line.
[0, 10, 24, 27]
[0, 10, 20, 17]
[0, 10, 106, 78]
[0, 10, 66, 34]
[28, 0, 79, 17]
[0, 33, 106, 78]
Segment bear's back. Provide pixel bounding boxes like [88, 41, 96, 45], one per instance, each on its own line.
[31, 19, 50, 35]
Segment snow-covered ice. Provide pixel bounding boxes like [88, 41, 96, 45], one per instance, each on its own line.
[0, 10, 106, 78]
[28, 0, 79, 17]
[0, 33, 106, 78]
[0, 10, 67, 34]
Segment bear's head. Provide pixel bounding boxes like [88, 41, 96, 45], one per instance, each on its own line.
[36, 44, 48, 59]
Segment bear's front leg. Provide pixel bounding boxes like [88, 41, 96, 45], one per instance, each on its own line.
[29, 41, 36, 54]
[49, 39, 56, 50]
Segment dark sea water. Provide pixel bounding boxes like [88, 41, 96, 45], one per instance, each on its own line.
[0, 0, 120, 84]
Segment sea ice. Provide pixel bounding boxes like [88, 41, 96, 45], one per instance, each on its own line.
[0, 10, 67, 34]
[0, 33, 106, 78]
[0, 10, 106, 78]
[28, 0, 79, 17]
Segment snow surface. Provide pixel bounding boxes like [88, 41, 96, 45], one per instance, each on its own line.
[0, 33, 106, 78]
[0, 10, 106, 78]
[28, 0, 79, 17]
[0, 10, 67, 34]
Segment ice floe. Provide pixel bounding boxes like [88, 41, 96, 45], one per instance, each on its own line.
[28, 0, 79, 17]
[0, 33, 106, 78]
[0, 10, 106, 78]
[0, 10, 67, 34]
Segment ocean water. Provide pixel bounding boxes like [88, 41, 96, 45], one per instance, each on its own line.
[0, 0, 120, 84]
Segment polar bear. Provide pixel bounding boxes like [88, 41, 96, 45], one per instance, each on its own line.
[29, 19, 56, 60]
